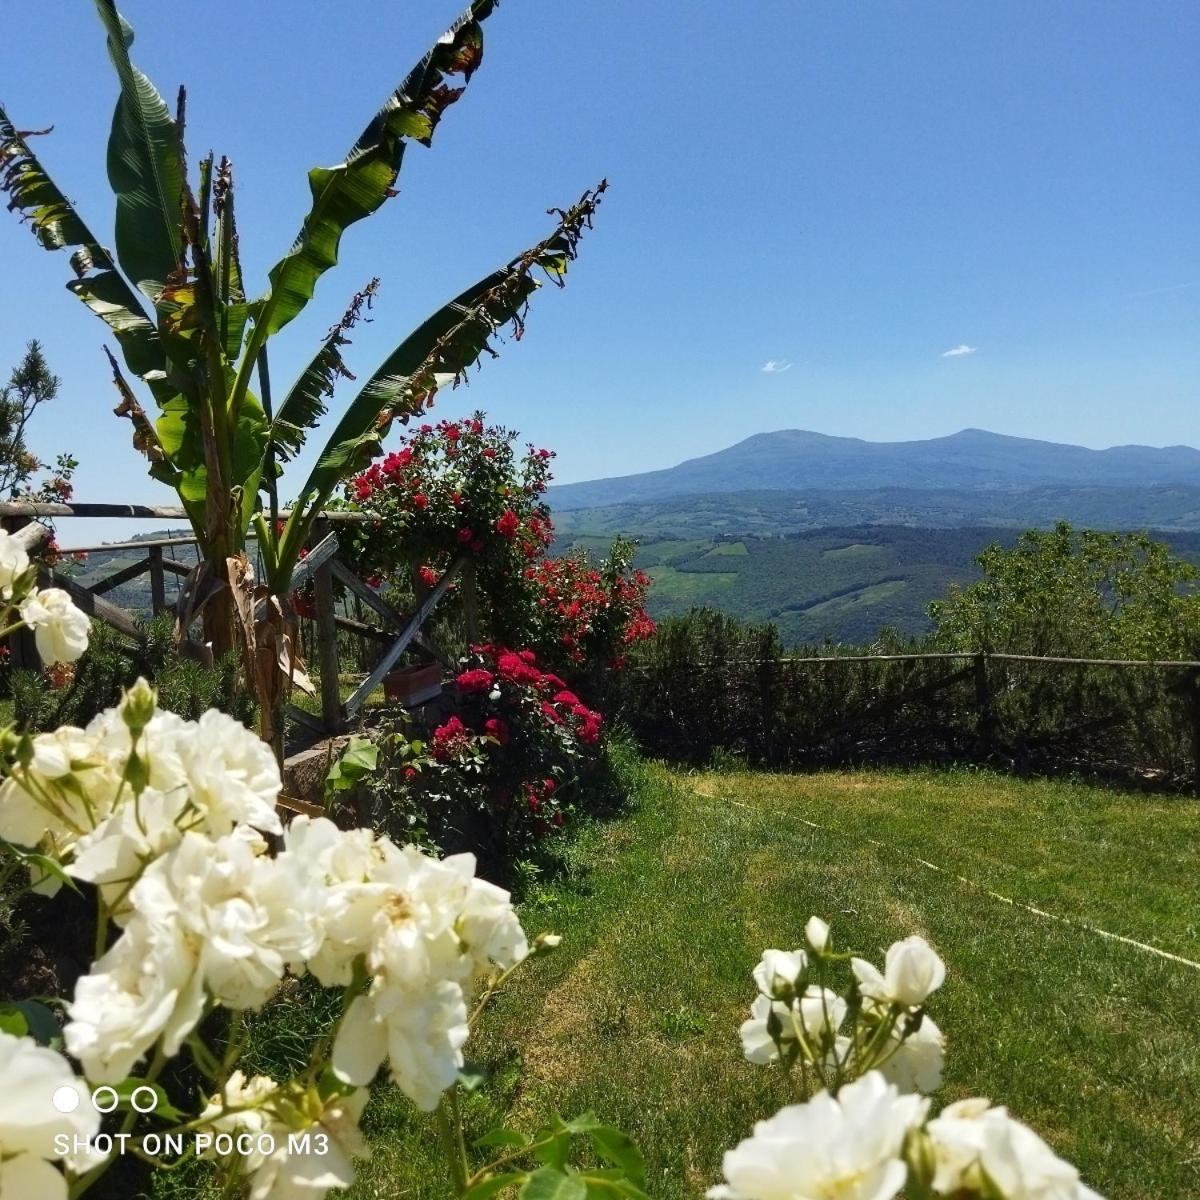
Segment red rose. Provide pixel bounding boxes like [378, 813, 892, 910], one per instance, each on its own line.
[541, 702, 562, 725]
[412, 493, 429, 510]
[482, 448, 497, 459]
[552, 689, 581, 707]
[457, 527, 473, 544]
[494, 509, 519, 539]
[431, 715, 469, 760]
[455, 668, 495, 694]
[483, 717, 510, 745]
[418, 565, 439, 587]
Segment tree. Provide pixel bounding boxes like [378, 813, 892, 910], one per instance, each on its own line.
[0, 0, 604, 749]
[0, 341, 76, 505]
[929, 521, 1200, 659]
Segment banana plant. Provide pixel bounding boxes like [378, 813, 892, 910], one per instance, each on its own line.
[0, 0, 604, 748]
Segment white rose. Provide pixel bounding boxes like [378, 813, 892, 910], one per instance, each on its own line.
[877, 1016, 944, 1094]
[69, 788, 192, 920]
[710, 1071, 928, 1200]
[64, 910, 204, 1082]
[927, 1098, 1102, 1199]
[199, 1072, 280, 1174]
[0, 530, 31, 600]
[459, 876, 528, 973]
[0, 1030, 100, 1200]
[282, 818, 392, 987]
[740, 993, 795, 1065]
[806, 915, 831, 953]
[18, 588, 90, 664]
[797, 985, 848, 1042]
[249, 1088, 369, 1200]
[152, 831, 320, 1010]
[852, 936, 946, 1009]
[0, 725, 107, 865]
[333, 981, 469, 1112]
[752, 948, 807, 999]
[66, 827, 322, 1080]
[177, 710, 282, 835]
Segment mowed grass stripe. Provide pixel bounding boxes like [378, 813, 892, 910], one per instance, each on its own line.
[460, 761, 1200, 1200]
[695, 767, 1200, 961]
[687, 783, 1200, 971]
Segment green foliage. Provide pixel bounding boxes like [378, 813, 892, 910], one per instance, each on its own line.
[929, 521, 1200, 658]
[323, 734, 379, 807]
[619, 594, 1200, 785]
[0, 340, 76, 504]
[11, 618, 255, 732]
[1, 0, 605, 708]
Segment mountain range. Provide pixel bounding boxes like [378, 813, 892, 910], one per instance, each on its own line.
[550, 428, 1200, 644]
[551, 429, 1200, 511]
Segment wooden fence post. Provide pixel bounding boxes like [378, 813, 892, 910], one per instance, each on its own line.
[974, 651, 995, 758]
[311, 525, 344, 734]
[148, 545, 167, 615]
[461, 559, 481, 643]
[1187, 667, 1200, 794]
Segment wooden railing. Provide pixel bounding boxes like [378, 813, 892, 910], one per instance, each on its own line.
[0, 501, 459, 741]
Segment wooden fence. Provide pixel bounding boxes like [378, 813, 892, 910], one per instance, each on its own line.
[0, 501, 464, 741]
[620, 644, 1200, 788]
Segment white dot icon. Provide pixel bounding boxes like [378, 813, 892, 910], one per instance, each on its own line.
[52, 1085, 81, 1114]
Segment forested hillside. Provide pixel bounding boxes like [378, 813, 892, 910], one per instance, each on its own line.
[565, 525, 1200, 644]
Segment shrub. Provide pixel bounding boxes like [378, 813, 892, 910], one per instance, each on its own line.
[341, 413, 654, 684]
[361, 645, 605, 872]
[10, 617, 256, 733]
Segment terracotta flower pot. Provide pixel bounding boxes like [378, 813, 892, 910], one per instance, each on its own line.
[383, 662, 443, 705]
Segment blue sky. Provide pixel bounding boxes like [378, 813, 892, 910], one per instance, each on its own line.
[2, 0, 1198, 546]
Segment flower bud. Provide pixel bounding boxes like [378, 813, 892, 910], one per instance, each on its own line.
[805, 915, 831, 954]
[903, 1126, 938, 1198]
[532, 932, 562, 956]
[120, 677, 158, 736]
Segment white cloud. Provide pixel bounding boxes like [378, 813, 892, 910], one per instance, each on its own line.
[941, 344, 977, 358]
[761, 359, 792, 373]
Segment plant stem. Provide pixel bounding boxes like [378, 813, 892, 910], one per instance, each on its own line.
[436, 1093, 469, 1196]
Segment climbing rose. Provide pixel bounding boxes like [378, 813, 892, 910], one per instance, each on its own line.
[455, 669, 495, 695]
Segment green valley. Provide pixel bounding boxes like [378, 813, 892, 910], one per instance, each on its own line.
[564, 524, 1200, 645]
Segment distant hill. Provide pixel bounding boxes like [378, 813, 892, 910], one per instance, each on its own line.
[552, 484, 1200, 540]
[560, 526, 1200, 646]
[551, 429, 1200, 511]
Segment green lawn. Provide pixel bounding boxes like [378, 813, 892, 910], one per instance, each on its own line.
[343, 758, 1200, 1200]
[157, 757, 1200, 1200]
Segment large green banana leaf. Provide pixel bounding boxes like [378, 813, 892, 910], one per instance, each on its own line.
[257, 0, 496, 341]
[0, 106, 173, 406]
[93, 0, 185, 298]
[271, 183, 605, 586]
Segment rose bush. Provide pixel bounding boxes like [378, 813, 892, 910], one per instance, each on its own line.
[0, 680, 643, 1200]
[344, 414, 555, 590]
[363, 645, 605, 867]
[339, 413, 654, 684]
[0, 526, 91, 671]
[719, 917, 1102, 1200]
